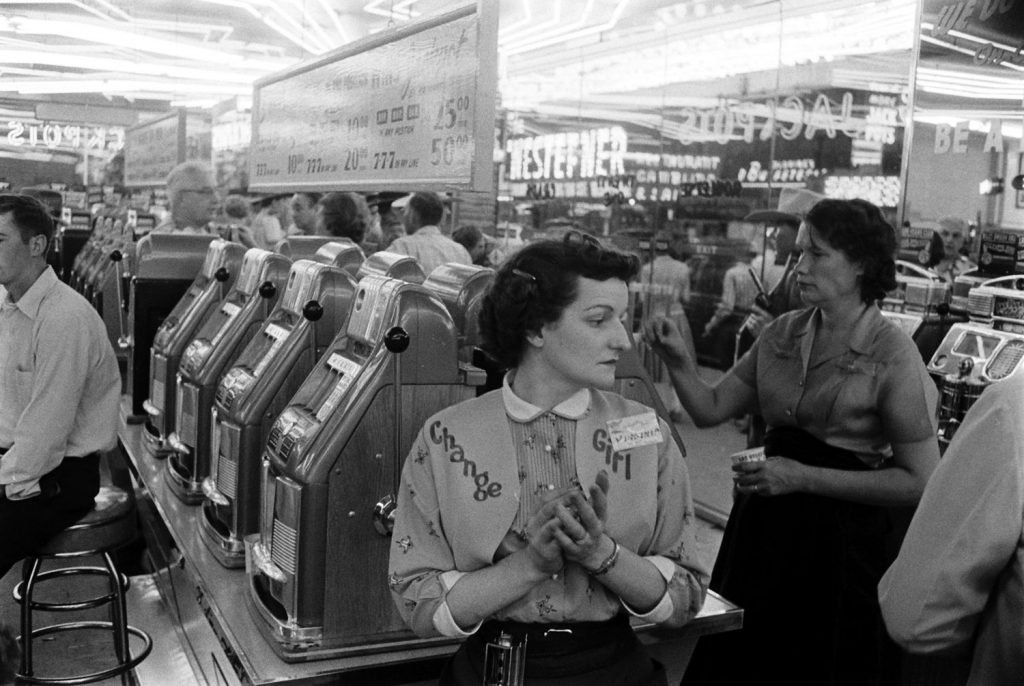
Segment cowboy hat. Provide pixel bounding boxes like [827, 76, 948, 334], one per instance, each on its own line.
[745, 187, 827, 224]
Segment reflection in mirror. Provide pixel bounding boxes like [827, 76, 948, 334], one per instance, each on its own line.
[902, 0, 1024, 280]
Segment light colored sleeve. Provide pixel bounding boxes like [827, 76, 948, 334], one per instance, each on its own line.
[878, 378, 1024, 654]
[0, 307, 98, 497]
[388, 425, 464, 638]
[631, 418, 710, 627]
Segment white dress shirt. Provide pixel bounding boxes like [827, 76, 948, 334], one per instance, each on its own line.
[0, 267, 120, 498]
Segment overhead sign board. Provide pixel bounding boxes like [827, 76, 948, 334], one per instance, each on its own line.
[124, 111, 185, 188]
[249, 2, 497, 193]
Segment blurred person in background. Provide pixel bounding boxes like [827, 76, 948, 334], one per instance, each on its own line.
[316, 191, 371, 251]
[452, 224, 490, 266]
[388, 191, 471, 275]
[217, 194, 256, 247]
[932, 216, 975, 283]
[250, 193, 290, 249]
[153, 161, 218, 233]
[287, 192, 321, 236]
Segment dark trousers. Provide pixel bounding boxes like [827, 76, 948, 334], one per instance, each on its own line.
[0, 454, 100, 579]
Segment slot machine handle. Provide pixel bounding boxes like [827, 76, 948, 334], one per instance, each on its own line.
[375, 326, 410, 537]
[258, 281, 277, 299]
[302, 300, 323, 321]
[214, 266, 230, 282]
[109, 249, 130, 350]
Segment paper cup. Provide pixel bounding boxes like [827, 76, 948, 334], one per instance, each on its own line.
[731, 447, 766, 465]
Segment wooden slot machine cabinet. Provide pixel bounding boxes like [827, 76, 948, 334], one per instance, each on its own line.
[142, 239, 246, 455]
[197, 259, 356, 567]
[127, 233, 217, 421]
[164, 248, 292, 504]
[927, 275, 1024, 449]
[245, 273, 481, 660]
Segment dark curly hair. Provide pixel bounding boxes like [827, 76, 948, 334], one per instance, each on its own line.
[478, 232, 640, 369]
[804, 198, 897, 303]
[317, 192, 370, 244]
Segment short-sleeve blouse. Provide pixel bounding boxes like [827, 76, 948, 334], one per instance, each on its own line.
[732, 305, 938, 466]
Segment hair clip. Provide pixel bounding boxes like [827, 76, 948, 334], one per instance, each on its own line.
[511, 268, 536, 282]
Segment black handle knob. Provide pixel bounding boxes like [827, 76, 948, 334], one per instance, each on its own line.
[110, 250, 123, 262]
[214, 267, 230, 282]
[258, 281, 276, 299]
[936, 302, 950, 317]
[384, 326, 410, 353]
[302, 300, 323, 321]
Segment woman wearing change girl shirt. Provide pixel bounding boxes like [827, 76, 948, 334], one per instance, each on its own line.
[389, 232, 709, 685]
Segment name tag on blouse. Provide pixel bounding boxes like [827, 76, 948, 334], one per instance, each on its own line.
[606, 412, 663, 451]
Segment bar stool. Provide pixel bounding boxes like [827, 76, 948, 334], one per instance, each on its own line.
[12, 485, 153, 684]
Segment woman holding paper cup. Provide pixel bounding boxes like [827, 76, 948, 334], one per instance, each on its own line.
[389, 232, 709, 685]
[644, 198, 939, 686]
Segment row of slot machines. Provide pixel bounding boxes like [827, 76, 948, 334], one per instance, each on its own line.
[882, 260, 1024, 451]
[88, 234, 682, 661]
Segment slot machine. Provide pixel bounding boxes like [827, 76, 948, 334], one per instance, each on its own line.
[245, 274, 480, 658]
[928, 277, 1024, 447]
[127, 234, 217, 420]
[276, 236, 345, 262]
[881, 261, 962, 361]
[197, 260, 356, 565]
[311, 240, 364, 278]
[142, 239, 246, 451]
[421, 263, 493, 361]
[72, 215, 117, 296]
[55, 210, 93, 282]
[163, 249, 291, 503]
[356, 250, 425, 284]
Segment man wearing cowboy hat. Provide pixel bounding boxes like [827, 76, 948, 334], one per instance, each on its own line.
[746, 187, 827, 331]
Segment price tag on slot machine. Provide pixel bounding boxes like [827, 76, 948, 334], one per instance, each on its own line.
[252, 323, 289, 377]
[315, 354, 362, 421]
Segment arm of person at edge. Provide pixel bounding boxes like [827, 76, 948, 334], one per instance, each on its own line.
[0, 303, 100, 497]
[703, 269, 737, 336]
[643, 314, 938, 507]
[879, 378, 1023, 654]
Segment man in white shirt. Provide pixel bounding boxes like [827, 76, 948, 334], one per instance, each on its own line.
[387, 191, 471, 275]
[0, 194, 120, 577]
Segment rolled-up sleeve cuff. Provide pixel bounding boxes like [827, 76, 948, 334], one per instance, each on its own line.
[431, 571, 482, 637]
[622, 555, 675, 624]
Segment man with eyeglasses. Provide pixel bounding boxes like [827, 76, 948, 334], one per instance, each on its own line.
[153, 161, 218, 234]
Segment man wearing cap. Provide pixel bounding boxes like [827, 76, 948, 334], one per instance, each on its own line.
[250, 193, 291, 250]
[387, 191, 471, 275]
[741, 187, 825, 446]
[745, 187, 826, 333]
[154, 161, 218, 234]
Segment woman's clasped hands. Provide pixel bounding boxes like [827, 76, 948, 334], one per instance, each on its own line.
[522, 470, 613, 576]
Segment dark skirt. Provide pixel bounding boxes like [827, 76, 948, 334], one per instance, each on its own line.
[440, 614, 667, 686]
[681, 426, 900, 686]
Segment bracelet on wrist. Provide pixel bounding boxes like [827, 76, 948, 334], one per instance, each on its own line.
[586, 539, 620, 576]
